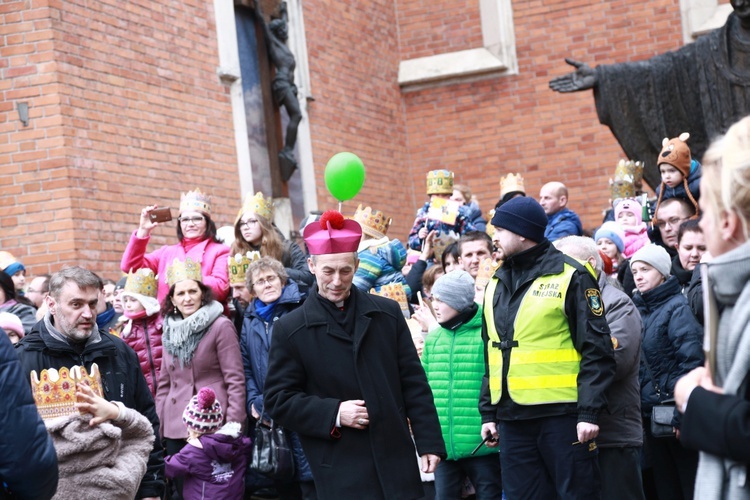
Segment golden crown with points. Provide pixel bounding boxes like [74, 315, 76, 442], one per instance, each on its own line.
[30, 364, 103, 421]
[433, 231, 459, 262]
[426, 170, 454, 195]
[123, 268, 158, 298]
[371, 283, 410, 317]
[166, 257, 202, 287]
[228, 251, 261, 285]
[610, 159, 641, 200]
[353, 204, 391, 239]
[499, 173, 525, 198]
[236, 191, 273, 224]
[180, 188, 212, 216]
[475, 258, 502, 289]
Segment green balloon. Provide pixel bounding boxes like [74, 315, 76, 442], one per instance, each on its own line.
[324, 152, 366, 201]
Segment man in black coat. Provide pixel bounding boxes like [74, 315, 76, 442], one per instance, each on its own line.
[15, 267, 165, 500]
[264, 212, 446, 499]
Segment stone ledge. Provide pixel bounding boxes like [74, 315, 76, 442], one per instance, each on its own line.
[398, 47, 509, 89]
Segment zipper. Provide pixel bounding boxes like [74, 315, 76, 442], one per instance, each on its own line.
[448, 332, 456, 458]
[143, 318, 157, 396]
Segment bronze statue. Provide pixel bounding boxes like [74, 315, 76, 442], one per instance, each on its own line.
[550, 0, 750, 188]
[257, 1, 302, 181]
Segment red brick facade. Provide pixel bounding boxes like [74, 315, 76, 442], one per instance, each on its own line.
[2, 0, 691, 277]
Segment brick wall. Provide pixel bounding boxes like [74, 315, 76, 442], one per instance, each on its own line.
[1, 0, 238, 279]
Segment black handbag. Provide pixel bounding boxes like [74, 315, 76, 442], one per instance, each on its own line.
[641, 346, 676, 438]
[250, 414, 296, 480]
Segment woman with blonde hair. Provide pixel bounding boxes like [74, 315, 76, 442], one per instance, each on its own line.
[675, 115, 750, 499]
[230, 192, 313, 291]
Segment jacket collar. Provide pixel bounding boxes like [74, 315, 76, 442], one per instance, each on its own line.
[24, 318, 118, 357]
[303, 285, 384, 344]
[634, 275, 682, 309]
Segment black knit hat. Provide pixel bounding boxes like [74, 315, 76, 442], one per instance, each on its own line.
[490, 196, 547, 242]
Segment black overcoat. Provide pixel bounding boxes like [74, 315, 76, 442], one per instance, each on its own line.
[264, 286, 446, 499]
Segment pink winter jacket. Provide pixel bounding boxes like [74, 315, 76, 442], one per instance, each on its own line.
[120, 232, 230, 304]
[155, 316, 246, 440]
[622, 223, 651, 259]
[122, 315, 163, 396]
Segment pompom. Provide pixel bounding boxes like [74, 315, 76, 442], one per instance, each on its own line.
[196, 387, 216, 409]
[320, 210, 345, 230]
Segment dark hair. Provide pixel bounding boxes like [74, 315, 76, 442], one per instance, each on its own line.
[160, 280, 215, 318]
[458, 231, 493, 256]
[102, 278, 116, 287]
[422, 264, 443, 291]
[176, 214, 222, 244]
[0, 270, 16, 303]
[36, 274, 51, 294]
[441, 242, 460, 270]
[677, 218, 703, 244]
[658, 197, 697, 219]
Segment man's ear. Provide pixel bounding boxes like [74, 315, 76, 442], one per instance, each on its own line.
[45, 294, 56, 315]
[307, 256, 315, 274]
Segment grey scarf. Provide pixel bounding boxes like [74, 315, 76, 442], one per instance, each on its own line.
[696, 241, 750, 499]
[162, 300, 223, 367]
[43, 312, 102, 347]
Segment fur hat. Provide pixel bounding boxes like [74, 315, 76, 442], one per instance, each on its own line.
[183, 387, 223, 434]
[657, 133, 691, 176]
[630, 244, 672, 278]
[431, 270, 475, 313]
[490, 197, 547, 242]
[594, 222, 625, 254]
[614, 199, 643, 225]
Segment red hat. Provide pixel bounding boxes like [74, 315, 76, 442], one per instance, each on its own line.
[303, 210, 362, 255]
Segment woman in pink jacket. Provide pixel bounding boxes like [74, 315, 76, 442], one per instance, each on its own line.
[121, 188, 230, 304]
[155, 257, 246, 500]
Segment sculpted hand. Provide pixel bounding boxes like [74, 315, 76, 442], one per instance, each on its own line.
[576, 422, 599, 443]
[480, 422, 499, 448]
[339, 400, 369, 429]
[549, 58, 597, 93]
[137, 205, 159, 238]
[421, 454, 441, 473]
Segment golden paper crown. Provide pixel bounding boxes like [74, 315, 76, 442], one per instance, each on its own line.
[31, 364, 103, 421]
[370, 283, 410, 316]
[426, 170, 454, 195]
[180, 188, 212, 216]
[433, 231, 459, 262]
[228, 251, 261, 285]
[499, 173, 525, 198]
[236, 191, 273, 223]
[166, 257, 202, 287]
[475, 258, 502, 289]
[124, 268, 158, 298]
[610, 159, 641, 200]
[353, 204, 391, 239]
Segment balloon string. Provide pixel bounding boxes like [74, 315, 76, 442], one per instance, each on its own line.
[338, 201, 342, 212]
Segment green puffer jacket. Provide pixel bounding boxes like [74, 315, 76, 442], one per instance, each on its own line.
[422, 304, 498, 460]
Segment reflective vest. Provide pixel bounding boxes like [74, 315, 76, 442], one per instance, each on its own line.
[483, 262, 582, 405]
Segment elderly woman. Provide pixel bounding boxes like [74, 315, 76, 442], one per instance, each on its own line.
[0, 270, 36, 335]
[121, 188, 230, 304]
[155, 257, 246, 499]
[675, 115, 750, 499]
[230, 192, 312, 291]
[630, 244, 704, 500]
[239, 256, 314, 498]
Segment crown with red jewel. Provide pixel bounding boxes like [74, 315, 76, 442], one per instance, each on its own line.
[353, 204, 391, 239]
[370, 283, 410, 317]
[30, 364, 103, 421]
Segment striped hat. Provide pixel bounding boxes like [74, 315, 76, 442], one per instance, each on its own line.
[183, 387, 223, 434]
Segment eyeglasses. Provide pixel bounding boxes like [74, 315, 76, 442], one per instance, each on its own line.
[655, 217, 686, 229]
[252, 275, 279, 288]
[239, 219, 259, 230]
[179, 216, 205, 225]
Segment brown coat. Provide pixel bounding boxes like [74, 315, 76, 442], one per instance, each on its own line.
[155, 316, 246, 439]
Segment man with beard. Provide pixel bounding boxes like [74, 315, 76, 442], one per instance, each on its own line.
[15, 266, 164, 500]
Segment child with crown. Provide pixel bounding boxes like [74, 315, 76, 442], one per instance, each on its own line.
[230, 191, 313, 293]
[119, 268, 164, 396]
[407, 170, 477, 251]
[155, 257, 246, 498]
[351, 204, 412, 302]
[121, 187, 231, 305]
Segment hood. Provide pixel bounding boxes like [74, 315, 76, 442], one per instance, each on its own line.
[245, 280, 302, 318]
[199, 427, 245, 462]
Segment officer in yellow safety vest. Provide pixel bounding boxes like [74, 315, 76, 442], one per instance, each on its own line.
[477, 197, 616, 500]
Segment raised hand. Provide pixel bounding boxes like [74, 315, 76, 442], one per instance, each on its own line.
[549, 58, 597, 93]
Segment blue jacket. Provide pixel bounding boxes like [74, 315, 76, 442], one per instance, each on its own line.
[655, 159, 702, 204]
[353, 238, 411, 298]
[465, 204, 487, 232]
[633, 276, 704, 418]
[544, 207, 583, 242]
[240, 281, 312, 482]
[0, 329, 58, 500]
